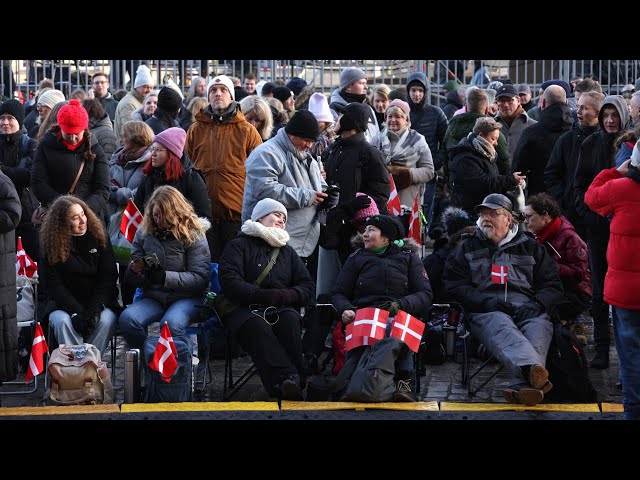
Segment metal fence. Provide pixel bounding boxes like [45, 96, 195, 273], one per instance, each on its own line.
[2, 59, 640, 107]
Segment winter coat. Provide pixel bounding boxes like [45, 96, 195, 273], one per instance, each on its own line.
[133, 153, 211, 221]
[422, 240, 454, 304]
[324, 131, 390, 212]
[185, 103, 262, 222]
[447, 135, 518, 216]
[145, 109, 180, 135]
[0, 171, 21, 382]
[331, 237, 432, 318]
[443, 225, 564, 316]
[108, 146, 151, 215]
[0, 132, 38, 226]
[114, 89, 144, 140]
[511, 103, 574, 196]
[31, 128, 110, 223]
[371, 127, 434, 207]
[243, 127, 326, 258]
[440, 112, 510, 183]
[585, 166, 640, 309]
[495, 109, 537, 159]
[442, 90, 463, 120]
[329, 90, 379, 142]
[125, 219, 211, 307]
[88, 114, 118, 160]
[96, 92, 118, 122]
[41, 231, 119, 320]
[218, 232, 315, 333]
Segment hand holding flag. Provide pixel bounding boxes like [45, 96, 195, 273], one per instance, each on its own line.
[352, 307, 389, 340]
[148, 322, 178, 383]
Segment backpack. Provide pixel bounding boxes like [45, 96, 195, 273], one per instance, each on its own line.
[143, 335, 193, 403]
[545, 322, 597, 402]
[341, 337, 402, 403]
[420, 322, 447, 365]
[47, 344, 114, 405]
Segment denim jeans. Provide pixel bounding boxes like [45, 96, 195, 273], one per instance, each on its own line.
[49, 308, 117, 356]
[118, 297, 202, 349]
[612, 307, 640, 420]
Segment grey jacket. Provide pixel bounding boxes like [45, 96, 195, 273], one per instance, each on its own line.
[243, 128, 327, 257]
[108, 146, 151, 215]
[495, 110, 537, 159]
[329, 89, 380, 142]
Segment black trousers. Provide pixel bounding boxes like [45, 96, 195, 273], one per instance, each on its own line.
[207, 219, 241, 262]
[587, 232, 610, 353]
[236, 308, 303, 396]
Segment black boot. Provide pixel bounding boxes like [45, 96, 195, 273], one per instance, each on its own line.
[590, 350, 609, 369]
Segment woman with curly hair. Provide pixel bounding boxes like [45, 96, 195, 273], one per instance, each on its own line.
[119, 185, 211, 349]
[40, 195, 119, 354]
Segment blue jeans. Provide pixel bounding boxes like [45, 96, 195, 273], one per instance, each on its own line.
[118, 297, 202, 349]
[49, 308, 117, 356]
[612, 307, 640, 420]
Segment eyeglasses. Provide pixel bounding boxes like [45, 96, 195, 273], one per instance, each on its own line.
[93, 81, 107, 85]
[477, 210, 505, 219]
[150, 146, 167, 154]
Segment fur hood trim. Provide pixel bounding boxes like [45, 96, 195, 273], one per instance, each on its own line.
[350, 233, 421, 253]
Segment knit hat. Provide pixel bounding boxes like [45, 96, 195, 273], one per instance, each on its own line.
[365, 214, 405, 241]
[540, 79, 571, 98]
[440, 206, 474, 237]
[133, 65, 154, 89]
[255, 80, 267, 96]
[339, 67, 367, 90]
[0, 99, 25, 129]
[207, 75, 235, 101]
[158, 85, 183, 112]
[37, 89, 66, 110]
[164, 78, 184, 99]
[336, 102, 370, 134]
[286, 77, 308, 96]
[352, 192, 379, 222]
[443, 79, 461, 93]
[631, 141, 640, 168]
[261, 82, 277, 96]
[251, 198, 288, 222]
[516, 83, 531, 94]
[57, 99, 89, 134]
[308, 93, 333, 123]
[273, 87, 293, 103]
[153, 127, 186, 158]
[386, 99, 410, 119]
[284, 109, 320, 141]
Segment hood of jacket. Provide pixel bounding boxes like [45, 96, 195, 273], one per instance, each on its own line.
[599, 95, 631, 133]
[406, 72, 428, 111]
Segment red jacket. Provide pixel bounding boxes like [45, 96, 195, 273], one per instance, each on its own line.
[585, 167, 640, 309]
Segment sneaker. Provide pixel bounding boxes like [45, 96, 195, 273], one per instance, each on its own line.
[570, 323, 588, 346]
[503, 386, 544, 406]
[527, 364, 550, 390]
[393, 379, 417, 402]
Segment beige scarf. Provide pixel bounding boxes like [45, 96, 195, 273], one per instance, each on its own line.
[241, 220, 290, 247]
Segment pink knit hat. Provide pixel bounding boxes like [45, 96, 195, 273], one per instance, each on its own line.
[386, 99, 411, 119]
[352, 192, 379, 222]
[153, 127, 186, 158]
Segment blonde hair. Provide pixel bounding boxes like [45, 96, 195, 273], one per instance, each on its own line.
[140, 185, 206, 246]
[239, 95, 274, 140]
[369, 83, 391, 104]
[121, 120, 154, 148]
[37, 100, 68, 141]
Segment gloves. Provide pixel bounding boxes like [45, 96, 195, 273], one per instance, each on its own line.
[148, 267, 166, 285]
[71, 308, 100, 338]
[343, 195, 372, 216]
[388, 166, 412, 191]
[379, 300, 402, 316]
[514, 301, 545, 322]
[254, 288, 299, 306]
[318, 185, 340, 210]
[483, 298, 515, 316]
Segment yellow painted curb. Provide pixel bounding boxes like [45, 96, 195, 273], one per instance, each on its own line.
[120, 401, 279, 413]
[441, 402, 600, 412]
[600, 403, 624, 413]
[281, 401, 439, 411]
[0, 404, 120, 416]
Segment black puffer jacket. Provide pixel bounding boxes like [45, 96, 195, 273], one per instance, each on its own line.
[331, 236, 432, 318]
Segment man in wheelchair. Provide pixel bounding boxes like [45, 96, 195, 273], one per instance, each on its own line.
[443, 193, 564, 406]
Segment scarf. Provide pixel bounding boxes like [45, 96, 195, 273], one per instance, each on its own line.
[499, 105, 525, 125]
[535, 216, 561, 244]
[206, 102, 237, 124]
[273, 128, 324, 191]
[470, 133, 496, 161]
[117, 145, 148, 166]
[241, 220, 290, 247]
[379, 127, 412, 163]
[341, 91, 367, 104]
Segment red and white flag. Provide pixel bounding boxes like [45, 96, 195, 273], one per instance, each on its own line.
[16, 236, 38, 278]
[120, 199, 143, 243]
[352, 307, 389, 340]
[25, 323, 48, 383]
[148, 322, 178, 383]
[491, 264, 508, 285]
[345, 321, 379, 352]
[407, 192, 422, 244]
[390, 310, 425, 353]
[387, 174, 402, 216]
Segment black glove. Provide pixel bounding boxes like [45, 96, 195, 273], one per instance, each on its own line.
[148, 267, 166, 285]
[253, 288, 299, 306]
[483, 298, 515, 316]
[514, 301, 545, 322]
[318, 185, 340, 210]
[343, 195, 372, 216]
[71, 310, 99, 338]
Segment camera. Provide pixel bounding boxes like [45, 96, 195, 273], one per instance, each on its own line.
[132, 253, 161, 270]
[319, 183, 340, 211]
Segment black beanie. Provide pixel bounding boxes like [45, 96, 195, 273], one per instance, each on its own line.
[0, 99, 25, 129]
[158, 86, 183, 113]
[365, 214, 405, 241]
[285, 109, 320, 141]
[273, 86, 293, 103]
[336, 102, 370, 134]
[440, 206, 475, 237]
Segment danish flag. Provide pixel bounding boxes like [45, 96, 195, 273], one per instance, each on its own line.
[390, 310, 425, 353]
[25, 323, 48, 383]
[345, 321, 379, 352]
[352, 307, 389, 340]
[387, 174, 402, 216]
[16, 236, 37, 278]
[120, 199, 143, 243]
[148, 322, 178, 383]
[491, 264, 508, 285]
[407, 192, 422, 244]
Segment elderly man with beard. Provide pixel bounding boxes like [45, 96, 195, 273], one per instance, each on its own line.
[443, 193, 564, 406]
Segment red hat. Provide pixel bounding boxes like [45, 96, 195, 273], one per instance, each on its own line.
[57, 99, 89, 134]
